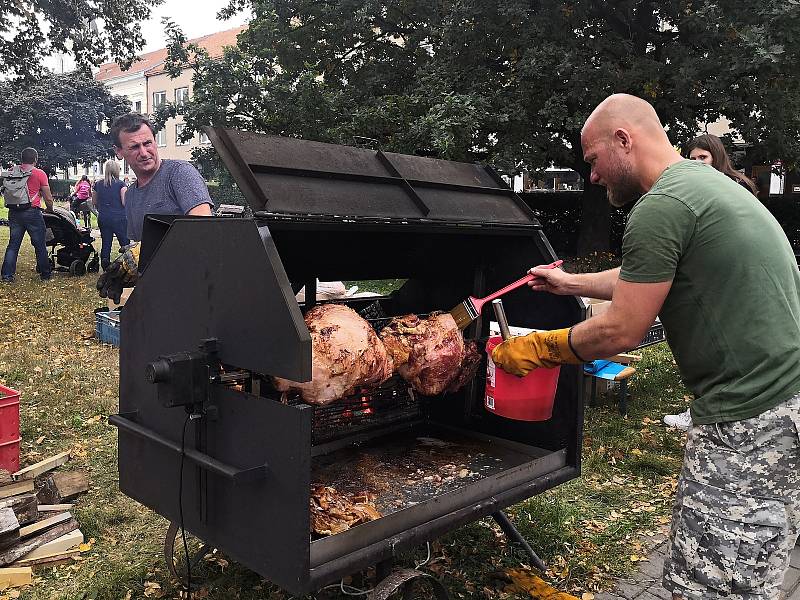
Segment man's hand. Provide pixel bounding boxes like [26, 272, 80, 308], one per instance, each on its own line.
[527, 264, 575, 295]
[491, 328, 584, 377]
[97, 243, 141, 303]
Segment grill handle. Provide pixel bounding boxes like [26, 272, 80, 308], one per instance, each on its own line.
[110, 413, 268, 484]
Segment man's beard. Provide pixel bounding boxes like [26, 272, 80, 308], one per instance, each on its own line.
[605, 156, 641, 208]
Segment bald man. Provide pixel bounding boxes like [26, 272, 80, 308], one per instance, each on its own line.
[492, 94, 800, 599]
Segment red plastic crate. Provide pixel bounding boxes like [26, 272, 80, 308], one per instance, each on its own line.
[0, 385, 21, 473]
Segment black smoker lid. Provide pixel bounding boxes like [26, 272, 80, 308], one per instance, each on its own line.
[205, 127, 540, 228]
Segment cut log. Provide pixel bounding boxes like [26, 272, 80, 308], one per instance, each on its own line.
[35, 475, 59, 505]
[0, 566, 31, 587]
[13, 550, 79, 569]
[12, 452, 70, 481]
[0, 509, 19, 551]
[37, 504, 73, 513]
[36, 471, 88, 504]
[0, 495, 37, 527]
[0, 480, 34, 501]
[17, 529, 82, 562]
[0, 518, 79, 566]
[19, 512, 71, 539]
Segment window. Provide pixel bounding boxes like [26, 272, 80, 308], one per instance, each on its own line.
[175, 123, 188, 146]
[199, 131, 210, 144]
[175, 87, 189, 105]
[134, 100, 142, 113]
[156, 128, 166, 147]
[152, 91, 166, 109]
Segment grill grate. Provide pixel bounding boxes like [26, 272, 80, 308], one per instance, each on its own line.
[309, 377, 421, 444]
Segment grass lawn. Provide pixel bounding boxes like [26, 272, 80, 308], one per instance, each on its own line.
[0, 225, 689, 599]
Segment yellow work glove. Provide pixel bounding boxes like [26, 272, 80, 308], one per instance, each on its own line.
[491, 328, 584, 377]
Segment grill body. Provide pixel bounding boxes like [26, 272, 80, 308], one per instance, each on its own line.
[114, 131, 587, 595]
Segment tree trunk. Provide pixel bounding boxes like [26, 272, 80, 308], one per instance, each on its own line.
[577, 183, 611, 256]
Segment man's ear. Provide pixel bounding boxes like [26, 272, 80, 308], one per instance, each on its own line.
[113, 146, 123, 160]
[614, 128, 633, 153]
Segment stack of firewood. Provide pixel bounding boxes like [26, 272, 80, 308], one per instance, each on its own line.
[0, 452, 88, 591]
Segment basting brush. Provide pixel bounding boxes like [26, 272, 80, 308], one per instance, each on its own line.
[449, 260, 563, 330]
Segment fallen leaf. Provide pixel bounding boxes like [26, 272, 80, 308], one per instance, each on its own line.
[35, 436, 44, 445]
[582, 594, 595, 600]
[505, 568, 580, 599]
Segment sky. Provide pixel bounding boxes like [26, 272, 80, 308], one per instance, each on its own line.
[139, 0, 250, 53]
[44, 0, 250, 72]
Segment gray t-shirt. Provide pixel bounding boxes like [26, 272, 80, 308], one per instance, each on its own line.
[125, 159, 213, 240]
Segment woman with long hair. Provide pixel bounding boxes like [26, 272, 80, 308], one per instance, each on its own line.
[92, 160, 130, 270]
[684, 134, 758, 195]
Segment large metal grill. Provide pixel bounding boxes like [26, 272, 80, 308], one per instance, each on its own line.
[112, 129, 587, 597]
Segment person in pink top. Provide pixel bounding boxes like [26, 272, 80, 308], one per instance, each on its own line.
[2, 147, 55, 282]
[71, 175, 94, 228]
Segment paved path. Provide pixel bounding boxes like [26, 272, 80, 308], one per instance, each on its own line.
[594, 534, 800, 600]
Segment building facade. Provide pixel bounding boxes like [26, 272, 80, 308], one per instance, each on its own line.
[92, 26, 243, 176]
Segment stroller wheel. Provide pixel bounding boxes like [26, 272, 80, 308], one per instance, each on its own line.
[87, 254, 100, 273]
[69, 259, 87, 276]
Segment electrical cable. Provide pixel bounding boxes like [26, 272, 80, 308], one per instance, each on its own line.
[415, 542, 431, 569]
[179, 413, 192, 600]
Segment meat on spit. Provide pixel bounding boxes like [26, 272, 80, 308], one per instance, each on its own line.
[380, 312, 477, 396]
[273, 304, 394, 405]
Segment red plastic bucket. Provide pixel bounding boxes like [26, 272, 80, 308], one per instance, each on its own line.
[485, 336, 560, 421]
[0, 385, 21, 473]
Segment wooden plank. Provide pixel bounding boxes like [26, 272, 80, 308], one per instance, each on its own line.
[0, 481, 34, 501]
[0, 518, 79, 566]
[37, 504, 73, 513]
[14, 550, 79, 569]
[0, 510, 19, 551]
[603, 352, 642, 364]
[12, 452, 70, 481]
[613, 366, 637, 381]
[19, 513, 71, 539]
[0, 566, 31, 587]
[17, 529, 82, 561]
[0, 495, 37, 527]
[50, 472, 88, 502]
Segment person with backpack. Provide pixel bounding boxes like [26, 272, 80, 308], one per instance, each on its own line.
[1, 147, 54, 282]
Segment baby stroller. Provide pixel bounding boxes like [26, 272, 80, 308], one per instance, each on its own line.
[42, 207, 100, 275]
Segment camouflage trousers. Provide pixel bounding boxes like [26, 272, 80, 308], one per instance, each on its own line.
[663, 393, 800, 599]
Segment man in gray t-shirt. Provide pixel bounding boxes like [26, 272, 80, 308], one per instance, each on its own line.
[97, 113, 213, 302]
[124, 158, 214, 240]
[110, 113, 213, 241]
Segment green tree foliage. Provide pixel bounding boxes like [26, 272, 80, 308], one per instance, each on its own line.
[0, 70, 130, 174]
[166, 0, 800, 253]
[0, 0, 161, 79]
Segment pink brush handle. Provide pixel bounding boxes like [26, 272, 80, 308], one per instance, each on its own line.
[472, 260, 563, 313]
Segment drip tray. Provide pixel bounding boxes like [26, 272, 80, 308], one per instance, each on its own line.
[312, 427, 538, 515]
[310, 423, 567, 567]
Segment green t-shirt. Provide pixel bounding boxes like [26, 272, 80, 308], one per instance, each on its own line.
[620, 159, 800, 424]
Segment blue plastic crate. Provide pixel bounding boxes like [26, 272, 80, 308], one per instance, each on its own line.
[95, 310, 121, 346]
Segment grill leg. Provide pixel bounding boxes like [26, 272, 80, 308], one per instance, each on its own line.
[589, 376, 597, 407]
[492, 511, 547, 572]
